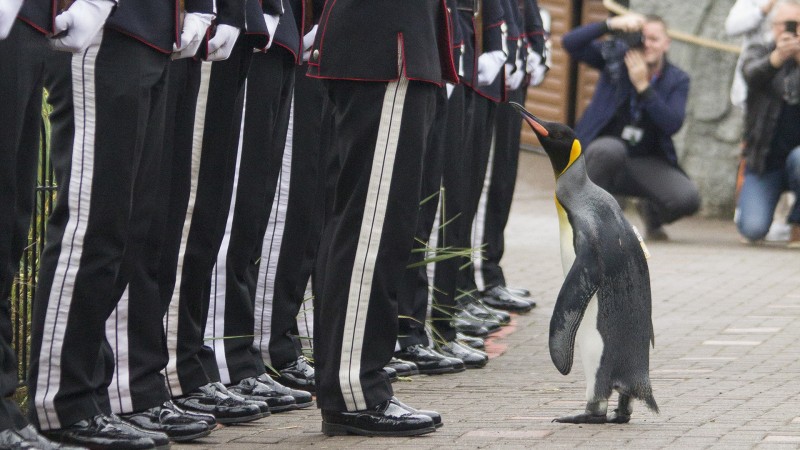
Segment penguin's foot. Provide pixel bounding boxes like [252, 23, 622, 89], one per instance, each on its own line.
[552, 412, 608, 424]
[606, 409, 631, 424]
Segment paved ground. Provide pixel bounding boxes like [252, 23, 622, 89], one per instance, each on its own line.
[175, 151, 800, 449]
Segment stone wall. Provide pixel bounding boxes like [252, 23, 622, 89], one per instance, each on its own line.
[631, 0, 743, 218]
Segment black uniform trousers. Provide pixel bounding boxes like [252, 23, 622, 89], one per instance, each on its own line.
[473, 85, 526, 291]
[0, 22, 48, 432]
[313, 77, 437, 412]
[163, 37, 252, 397]
[105, 57, 203, 414]
[205, 47, 296, 384]
[254, 63, 326, 370]
[397, 85, 450, 348]
[28, 29, 170, 430]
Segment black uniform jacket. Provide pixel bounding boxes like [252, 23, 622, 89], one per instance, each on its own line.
[458, 0, 506, 101]
[271, 0, 302, 63]
[306, 0, 458, 86]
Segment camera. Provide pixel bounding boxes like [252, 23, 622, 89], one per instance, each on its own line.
[614, 30, 645, 49]
[786, 20, 798, 36]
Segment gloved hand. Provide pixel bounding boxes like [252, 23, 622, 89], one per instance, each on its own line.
[50, 0, 115, 53]
[302, 24, 317, 62]
[172, 12, 215, 60]
[476, 50, 505, 86]
[527, 50, 548, 87]
[505, 62, 524, 91]
[0, 0, 23, 40]
[205, 24, 240, 61]
[263, 14, 279, 49]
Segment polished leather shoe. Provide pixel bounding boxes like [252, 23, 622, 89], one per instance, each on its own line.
[437, 340, 488, 369]
[454, 309, 502, 333]
[173, 382, 266, 425]
[273, 356, 315, 393]
[389, 397, 442, 428]
[321, 398, 435, 437]
[481, 286, 536, 312]
[228, 377, 296, 413]
[120, 401, 210, 442]
[107, 414, 170, 450]
[456, 332, 485, 350]
[256, 373, 314, 409]
[41, 414, 157, 450]
[451, 315, 490, 337]
[504, 285, 531, 297]
[386, 357, 419, 377]
[459, 298, 511, 324]
[215, 383, 270, 415]
[3, 425, 86, 449]
[394, 344, 465, 375]
[383, 366, 398, 383]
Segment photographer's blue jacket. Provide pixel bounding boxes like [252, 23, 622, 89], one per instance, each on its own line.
[562, 21, 689, 165]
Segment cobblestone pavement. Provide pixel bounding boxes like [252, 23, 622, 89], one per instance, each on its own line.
[175, 152, 800, 449]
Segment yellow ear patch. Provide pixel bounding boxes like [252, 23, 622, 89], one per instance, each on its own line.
[559, 139, 582, 175]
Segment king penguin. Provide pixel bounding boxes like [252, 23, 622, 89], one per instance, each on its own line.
[510, 102, 658, 424]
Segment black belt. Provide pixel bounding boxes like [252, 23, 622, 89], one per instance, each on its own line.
[456, 0, 478, 13]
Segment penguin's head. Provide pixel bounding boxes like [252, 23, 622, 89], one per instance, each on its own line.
[510, 102, 582, 177]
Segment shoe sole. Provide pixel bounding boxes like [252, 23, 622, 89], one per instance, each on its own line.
[419, 365, 466, 375]
[321, 422, 436, 437]
[170, 428, 213, 442]
[215, 411, 269, 425]
[293, 400, 315, 410]
[270, 403, 298, 413]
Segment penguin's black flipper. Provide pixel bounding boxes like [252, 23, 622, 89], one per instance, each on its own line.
[548, 234, 601, 375]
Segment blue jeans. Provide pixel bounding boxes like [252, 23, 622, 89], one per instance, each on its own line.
[736, 146, 800, 241]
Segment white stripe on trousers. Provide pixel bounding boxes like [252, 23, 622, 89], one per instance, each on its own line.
[340, 74, 409, 412]
[106, 286, 133, 414]
[164, 61, 213, 397]
[253, 98, 294, 367]
[205, 81, 248, 385]
[34, 32, 103, 430]
[471, 127, 497, 293]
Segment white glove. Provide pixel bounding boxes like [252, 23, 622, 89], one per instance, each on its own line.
[172, 13, 215, 60]
[51, 0, 115, 53]
[205, 24, 240, 61]
[505, 63, 524, 91]
[263, 14, 279, 49]
[476, 50, 505, 86]
[0, 0, 23, 40]
[302, 24, 317, 61]
[527, 51, 547, 87]
[446, 82, 455, 99]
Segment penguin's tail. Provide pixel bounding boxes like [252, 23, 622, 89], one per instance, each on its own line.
[643, 392, 659, 414]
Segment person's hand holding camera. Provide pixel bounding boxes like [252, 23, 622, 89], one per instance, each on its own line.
[770, 22, 800, 67]
[607, 12, 645, 33]
[625, 49, 650, 93]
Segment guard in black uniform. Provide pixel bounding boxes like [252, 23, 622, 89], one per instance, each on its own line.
[308, 0, 458, 437]
[473, 0, 546, 307]
[25, 0, 181, 447]
[0, 4, 81, 449]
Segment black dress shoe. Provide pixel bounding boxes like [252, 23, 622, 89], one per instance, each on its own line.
[173, 382, 266, 425]
[389, 397, 442, 428]
[41, 414, 157, 450]
[119, 402, 211, 442]
[228, 377, 296, 413]
[394, 344, 465, 375]
[504, 285, 531, 297]
[437, 340, 488, 369]
[383, 366, 398, 383]
[321, 398, 435, 437]
[454, 309, 502, 333]
[13, 424, 86, 449]
[459, 298, 511, 324]
[256, 374, 314, 409]
[386, 357, 419, 377]
[172, 404, 217, 429]
[214, 383, 270, 415]
[273, 356, 315, 393]
[107, 415, 170, 450]
[456, 332, 485, 350]
[481, 286, 536, 312]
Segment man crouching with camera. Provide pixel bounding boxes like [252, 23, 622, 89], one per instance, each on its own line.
[563, 12, 699, 241]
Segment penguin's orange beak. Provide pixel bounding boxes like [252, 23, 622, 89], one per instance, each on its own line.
[510, 102, 549, 137]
